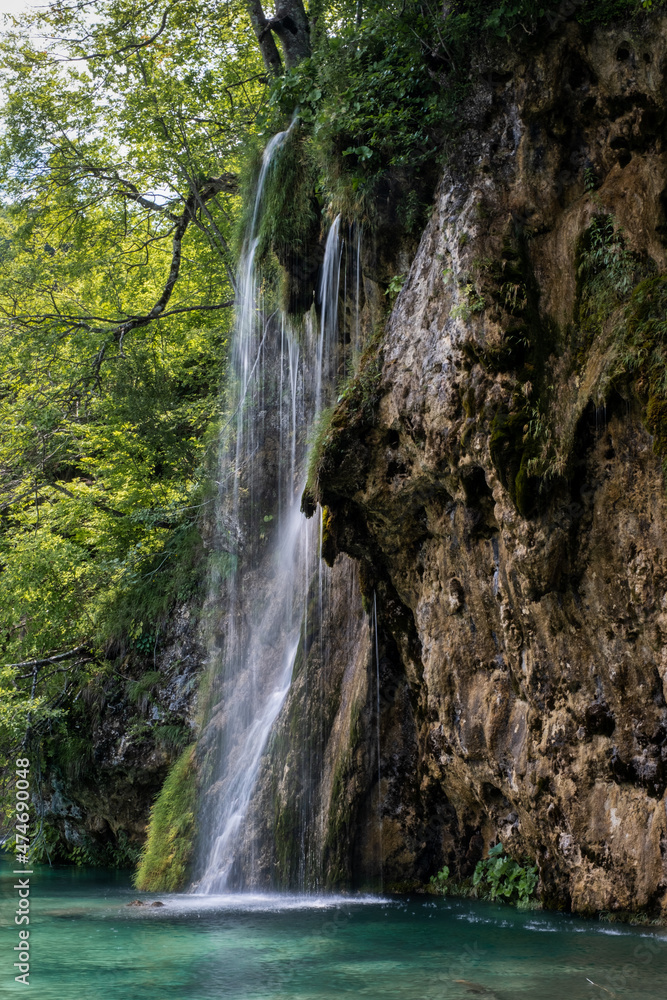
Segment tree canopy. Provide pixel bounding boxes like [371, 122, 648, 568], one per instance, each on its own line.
[0, 0, 268, 772]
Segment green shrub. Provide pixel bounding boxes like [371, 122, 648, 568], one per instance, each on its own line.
[27, 823, 140, 868]
[621, 275, 667, 458]
[473, 842, 539, 904]
[429, 843, 539, 905]
[430, 864, 451, 894]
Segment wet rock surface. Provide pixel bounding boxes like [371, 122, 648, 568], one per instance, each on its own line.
[306, 18, 667, 915]
[41, 602, 204, 860]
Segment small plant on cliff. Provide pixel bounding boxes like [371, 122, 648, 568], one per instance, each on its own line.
[473, 843, 538, 904]
[429, 864, 451, 894]
[620, 275, 667, 460]
[385, 273, 407, 302]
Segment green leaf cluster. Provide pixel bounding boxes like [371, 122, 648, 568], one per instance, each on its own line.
[430, 844, 538, 905]
[268, 5, 446, 208]
[472, 842, 539, 904]
[429, 864, 451, 894]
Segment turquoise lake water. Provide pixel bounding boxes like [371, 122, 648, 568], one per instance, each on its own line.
[1, 856, 666, 999]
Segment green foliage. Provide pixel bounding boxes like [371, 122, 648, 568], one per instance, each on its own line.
[490, 410, 541, 518]
[255, 1, 452, 258]
[154, 723, 191, 752]
[430, 864, 451, 894]
[54, 734, 95, 781]
[385, 274, 407, 301]
[0, 0, 254, 776]
[254, 130, 321, 258]
[429, 844, 539, 905]
[576, 216, 645, 328]
[134, 744, 198, 891]
[25, 822, 140, 868]
[452, 283, 486, 321]
[127, 671, 161, 712]
[335, 333, 384, 422]
[67, 831, 141, 869]
[622, 275, 667, 456]
[472, 842, 539, 904]
[269, 9, 445, 194]
[304, 406, 335, 503]
[26, 824, 61, 866]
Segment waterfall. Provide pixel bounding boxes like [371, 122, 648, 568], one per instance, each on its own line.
[373, 591, 383, 892]
[315, 214, 342, 416]
[194, 130, 344, 894]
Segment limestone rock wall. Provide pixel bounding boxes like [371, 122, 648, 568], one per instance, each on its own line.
[306, 17, 667, 916]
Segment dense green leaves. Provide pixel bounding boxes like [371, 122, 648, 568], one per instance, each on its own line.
[268, 6, 446, 204]
[0, 0, 264, 775]
[134, 743, 198, 890]
[473, 843, 539, 904]
[429, 843, 539, 904]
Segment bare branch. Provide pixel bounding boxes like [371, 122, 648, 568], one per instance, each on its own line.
[139, 300, 234, 319]
[54, 5, 174, 63]
[48, 481, 177, 529]
[17, 659, 93, 683]
[104, 174, 236, 354]
[5, 646, 89, 670]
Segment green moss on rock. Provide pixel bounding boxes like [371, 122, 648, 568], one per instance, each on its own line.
[134, 744, 198, 892]
[624, 275, 667, 461]
[489, 410, 541, 518]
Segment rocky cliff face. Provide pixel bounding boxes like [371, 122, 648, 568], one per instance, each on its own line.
[243, 15, 667, 917]
[40, 603, 203, 864]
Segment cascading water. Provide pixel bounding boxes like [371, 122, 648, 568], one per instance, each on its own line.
[194, 129, 345, 894]
[373, 591, 383, 892]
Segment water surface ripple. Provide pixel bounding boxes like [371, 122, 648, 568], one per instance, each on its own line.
[2, 859, 666, 1000]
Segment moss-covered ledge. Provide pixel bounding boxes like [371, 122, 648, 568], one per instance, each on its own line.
[134, 744, 198, 892]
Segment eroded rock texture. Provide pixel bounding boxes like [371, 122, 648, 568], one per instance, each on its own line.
[41, 603, 203, 861]
[289, 18, 667, 915]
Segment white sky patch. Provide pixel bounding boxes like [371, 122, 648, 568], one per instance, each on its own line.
[1, 0, 33, 18]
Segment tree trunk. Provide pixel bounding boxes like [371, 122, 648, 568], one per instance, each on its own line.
[246, 0, 284, 77]
[272, 0, 311, 68]
[247, 0, 311, 73]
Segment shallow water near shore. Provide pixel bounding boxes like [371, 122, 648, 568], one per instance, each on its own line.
[1, 856, 666, 1000]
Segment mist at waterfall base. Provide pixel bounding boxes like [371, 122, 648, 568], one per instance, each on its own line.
[2, 857, 666, 1000]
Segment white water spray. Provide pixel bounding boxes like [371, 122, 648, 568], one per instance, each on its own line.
[195, 132, 344, 892]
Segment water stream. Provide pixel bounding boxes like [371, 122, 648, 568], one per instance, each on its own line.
[195, 132, 343, 892]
